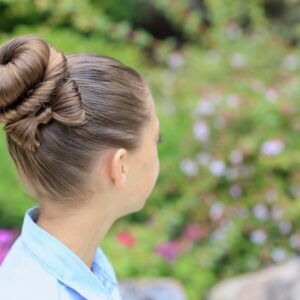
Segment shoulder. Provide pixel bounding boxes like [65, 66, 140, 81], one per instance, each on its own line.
[0, 237, 59, 300]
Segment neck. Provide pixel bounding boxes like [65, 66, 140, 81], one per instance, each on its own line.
[36, 201, 116, 270]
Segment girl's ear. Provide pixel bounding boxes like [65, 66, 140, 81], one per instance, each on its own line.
[110, 149, 127, 189]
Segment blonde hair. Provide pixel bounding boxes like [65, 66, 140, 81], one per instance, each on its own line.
[0, 34, 151, 202]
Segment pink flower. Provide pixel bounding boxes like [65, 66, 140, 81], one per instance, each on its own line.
[0, 249, 9, 264]
[116, 231, 135, 248]
[0, 229, 19, 264]
[183, 223, 207, 242]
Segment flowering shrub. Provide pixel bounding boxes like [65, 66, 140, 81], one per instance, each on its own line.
[0, 229, 19, 264]
[1, 8, 300, 300]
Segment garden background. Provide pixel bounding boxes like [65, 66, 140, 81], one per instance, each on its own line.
[1, 0, 300, 299]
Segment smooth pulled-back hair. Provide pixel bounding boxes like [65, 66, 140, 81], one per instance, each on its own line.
[0, 34, 151, 202]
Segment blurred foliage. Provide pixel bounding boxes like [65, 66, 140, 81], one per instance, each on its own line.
[1, 0, 300, 46]
[1, 1, 300, 300]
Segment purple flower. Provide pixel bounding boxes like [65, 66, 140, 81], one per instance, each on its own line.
[155, 240, 181, 263]
[290, 234, 300, 249]
[196, 99, 216, 116]
[193, 120, 210, 141]
[260, 139, 285, 156]
[180, 158, 198, 176]
[253, 203, 269, 221]
[229, 149, 243, 165]
[0, 230, 14, 245]
[250, 229, 267, 245]
[278, 220, 292, 235]
[0, 229, 18, 264]
[209, 160, 226, 177]
[209, 201, 224, 221]
[229, 184, 243, 198]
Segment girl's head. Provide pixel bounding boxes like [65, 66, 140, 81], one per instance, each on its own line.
[0, 34, 160, 217]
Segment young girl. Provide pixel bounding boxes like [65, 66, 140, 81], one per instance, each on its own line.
[0, 34, 161, 300]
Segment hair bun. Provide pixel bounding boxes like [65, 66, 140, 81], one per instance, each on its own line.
[0, 34, 87, 152]
[0, 34, 51, 107]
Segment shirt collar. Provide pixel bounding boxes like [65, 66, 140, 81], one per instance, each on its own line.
[20, 205, 118, 300]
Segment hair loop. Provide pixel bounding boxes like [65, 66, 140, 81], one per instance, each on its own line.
[36, 106, 53, 125]
[0, 34, 87, 152]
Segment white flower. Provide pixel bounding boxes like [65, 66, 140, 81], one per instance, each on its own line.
[209, 160, 226, 177]
[253, 203, 269, 221]
[260, 139, 285, 156]
[229, 149, 243, 165]
[282, 54, 299, 70]
[167, 51, 185, 69]
[193, 120, 210, 142]
[180, 158, 198, 176]
[250, 229, 267, 245]
[271, 247, 286, 263]
[196, 99, 216, 116]
[278, 220, 292, 235]
[229, 53, 247, 69]
[209, 201, 225, 221]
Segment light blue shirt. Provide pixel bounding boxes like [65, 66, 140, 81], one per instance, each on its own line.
[0, 205, 122, 300]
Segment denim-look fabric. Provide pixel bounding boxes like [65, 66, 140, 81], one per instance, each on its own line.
[0, 205, 122, 300]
